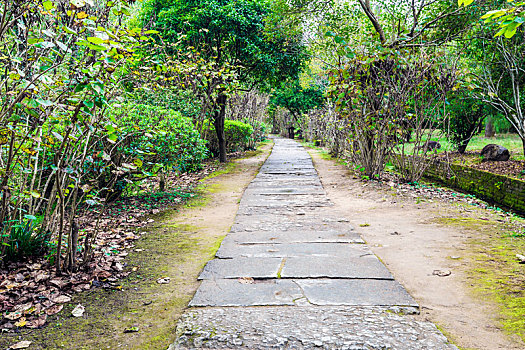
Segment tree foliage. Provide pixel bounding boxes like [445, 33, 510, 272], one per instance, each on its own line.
[269, 81, 325, 119]
[142, 0, 307, 162]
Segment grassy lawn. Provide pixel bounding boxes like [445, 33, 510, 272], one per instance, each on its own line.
[397, 132, 525, 160]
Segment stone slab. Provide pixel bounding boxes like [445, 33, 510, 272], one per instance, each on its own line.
[216, 242, 371, 259]
[189, 279, 303, 307]
[281, 256, 393, 280]
[226, 230, 364, 244]
[242, 194, 327, 202]
[296, 279, 418, 307]
[198, 257, 282, 280]
[172, 306, 458, 350]
[253, 174, 319, 180]
[243, 188, 326, 195]
[231, 220, 355, 233]
[238, 198, 332, 208]
[248, 180, 322, 188]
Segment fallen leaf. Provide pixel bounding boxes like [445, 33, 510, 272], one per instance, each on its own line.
[52, 295, 71, 304]
[49, 278, 68, 289]
[113, 263, 123, 271]
[9, 340, 32, 349]
[4, 310, 23, 320]
[71, 304, 85, 317]
[124, 326, 140, 333]
[156, 277, 170, 284]
[238, 277, 254, 284]
[14, 317, 27, 327]
[27, 314, 47, 329]
[34, 273, 50, 283]
[14, 302, 33, 312]
[45, 304, 63, 316]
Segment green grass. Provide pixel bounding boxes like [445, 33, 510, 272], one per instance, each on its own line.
[397, 132, 524, 160]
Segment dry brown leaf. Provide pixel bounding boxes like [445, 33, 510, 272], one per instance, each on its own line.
[34, 273, 50, 283]
[156, 277, 170, 284]
[4, 310, 23, 320]
[71, 304, 85, 317]
[238, 277, 254, 284]
[432, 269, 452, 277]
[52, 295, 71, 304]
[45, 304, 63, 316]
[27, 314, 47, 329]
[9, 340, 32, 349]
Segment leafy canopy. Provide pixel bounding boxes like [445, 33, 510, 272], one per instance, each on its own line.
[143, 0, 307, 89]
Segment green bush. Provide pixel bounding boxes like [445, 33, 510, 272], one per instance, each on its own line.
[1, 218, 50, 262]
[112, 103, 209, 172]
[204, 119, 254, 154]
[82, 103, 208, 201]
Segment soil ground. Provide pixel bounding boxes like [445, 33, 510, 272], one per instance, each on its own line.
[0, 143, 273, 350]
[307, 147, 525, 350]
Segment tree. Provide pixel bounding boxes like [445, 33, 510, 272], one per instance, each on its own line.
[269, 80, 325, 135]
[143, 0, 306, 162]
[442, 90, 486, 153]
[473, 33, 525, 154]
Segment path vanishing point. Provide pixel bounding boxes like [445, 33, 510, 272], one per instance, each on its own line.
[170, 138, 458, 349]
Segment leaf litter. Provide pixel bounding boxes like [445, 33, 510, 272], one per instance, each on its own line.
[0, 162, 220, 332]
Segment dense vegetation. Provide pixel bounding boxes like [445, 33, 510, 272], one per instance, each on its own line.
[266, 0, 525, 181]
[0, 0, 302, 270]
[0, 0, 524, 311]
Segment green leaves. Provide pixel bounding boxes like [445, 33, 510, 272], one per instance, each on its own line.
[457, 0, 474, 7]
[478, 1, 525, 38]
[42, 1, 54, 11]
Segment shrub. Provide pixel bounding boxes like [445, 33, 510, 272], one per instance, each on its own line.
[204, 119, 254, 155]
[113, 103, 209, 172]
[1, 218, 50, 262]
[83, 103, 208, 201]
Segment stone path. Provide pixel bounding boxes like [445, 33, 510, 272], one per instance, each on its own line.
[170, 139, 457, 349]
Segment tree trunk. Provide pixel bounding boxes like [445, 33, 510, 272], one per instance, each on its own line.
[458, 142, 468, 154]
[159, 171, 166, 192]
[485, 116, 495, 138]
[214, 93, 228, 163]
[288, 126, 295, 139]
[522, 137, 525, 157]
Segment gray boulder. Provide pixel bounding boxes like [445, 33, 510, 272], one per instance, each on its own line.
[480, 144, 510, 161]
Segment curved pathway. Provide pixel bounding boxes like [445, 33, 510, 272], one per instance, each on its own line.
[170, 138, 457, 349]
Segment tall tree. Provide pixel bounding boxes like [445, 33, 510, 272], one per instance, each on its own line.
[143, 0, 306, 162]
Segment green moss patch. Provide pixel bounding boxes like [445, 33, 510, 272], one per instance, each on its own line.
[435, 214, 525, 342]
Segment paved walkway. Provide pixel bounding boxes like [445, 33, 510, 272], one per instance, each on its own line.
[170, 139, 457, 349]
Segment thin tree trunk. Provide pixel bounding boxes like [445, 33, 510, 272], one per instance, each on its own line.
[485, 116, 495, 137]
[214, 93, 227, 163]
